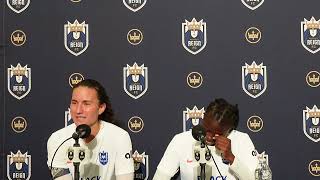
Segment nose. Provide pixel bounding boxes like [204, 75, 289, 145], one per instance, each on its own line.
[76, 104, 83, 114]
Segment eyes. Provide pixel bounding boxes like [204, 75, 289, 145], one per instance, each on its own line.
[71, 100, 92, 106]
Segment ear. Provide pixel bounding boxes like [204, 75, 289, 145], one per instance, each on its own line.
[98, 103, 106, 115]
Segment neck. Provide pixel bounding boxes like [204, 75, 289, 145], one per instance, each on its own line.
[84, 121, 101, 143]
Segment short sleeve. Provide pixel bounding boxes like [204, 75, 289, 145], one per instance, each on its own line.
[115, 131, 134, 176]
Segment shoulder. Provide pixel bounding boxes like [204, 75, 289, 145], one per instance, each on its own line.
[102, 121, 130, 138]
[228, 129, 251, 140]
[48, 124, 76, 145]
[170, 131, 193, 146]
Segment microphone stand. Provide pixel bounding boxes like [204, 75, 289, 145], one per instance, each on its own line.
[73, 138, 80, 180]
[200, 142, 206, 180]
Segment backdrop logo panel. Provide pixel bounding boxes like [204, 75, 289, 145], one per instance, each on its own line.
[301, 17, 320, 54]
[187, 72, 203, 88]
[64, 20, 89, 56]
[241, 0, 264, 10]
[7, 150, 31, 180]
[7, 0, 30, 13]
[306, 71, 320, 88]
[11, 30, 26, 46]
[132, 150, 149, 180]
[128, 116, 144, 133]
[65, 108, 73, 127]
[123, 0, 147, 12]
[123, 62, 148, 99]
[245, 27, 261, 44]
[127, 29, 143, 45]
[69, 73, 84, 88]
[247, 115, 263, 132]
[8, 63, 31, 100]
[11, 116, 27, 133]
[242, 61, 267, 98]
[303, 105, 320, 142]
[309, 160, 320, 176]
[183, 106, 205, 132]
[182, 18, 207, 55]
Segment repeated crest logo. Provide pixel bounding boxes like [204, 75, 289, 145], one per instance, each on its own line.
[242, 61, 267, 98]
[123, 0, 147, 12]
[183, 106, 205, 132]
[128, 116, 144, 133]
[247, 115, 263, 132]
[11, 116, 27, 133]
[69, 73, 85, 88]
[182, 18, 207, 55]
[7, 0, 30, 13]
[127, 29, 143, 45]
[123, 62, 148, 99]
[241, 0, 264, 10]
[8, 63, 31, 100]
[65, 108, 73, 127]
[64, 20, 89, 56]
[309, 160, 320, 176]
[301, 17, 320, 54]
[303, 105, 320, 142]
[245, 27, 261, 44]
[306, 71, 320, 88]
[11, 30, 26, 46]
[132, 150, 149, 180]
[7, 150, 31, 180]
[187, 72, 203, 88]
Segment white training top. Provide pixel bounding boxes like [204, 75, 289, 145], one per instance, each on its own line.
[154, 130, 259, 180]
[47, 121, 134, 180]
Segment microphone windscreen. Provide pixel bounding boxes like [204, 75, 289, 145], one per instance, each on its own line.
[76, 124, 91, 139]
[192, 125, 206, 141]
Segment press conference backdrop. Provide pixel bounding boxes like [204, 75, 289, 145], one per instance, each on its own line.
[1, 0, 320, 179]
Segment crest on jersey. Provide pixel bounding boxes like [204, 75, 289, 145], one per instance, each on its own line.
[182, 18, 207, 55]
[303, 105, 320, 142]
[99, 151, 108, 165]
[8, 63, 31, 100]
[183, 106, 205, 132]
[242, 61, 267, 98]
[7, 150, 31, 180]
[132, 150, 149, 180]
[123, 0, 147, 12]
[7, 0, 30, 13]
[64, 20, 89, 56]
[241, 0, 264, 10]
[301, 17, 320, 54]
[123, 62, 148, 99]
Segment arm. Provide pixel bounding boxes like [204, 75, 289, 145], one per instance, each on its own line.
[115, 132, 134, 179]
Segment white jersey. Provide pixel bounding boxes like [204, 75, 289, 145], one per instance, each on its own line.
[155, 130, 259, 180]
[47, 121, 134, 180]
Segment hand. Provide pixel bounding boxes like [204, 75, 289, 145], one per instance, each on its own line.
[214, 135, 235, 164]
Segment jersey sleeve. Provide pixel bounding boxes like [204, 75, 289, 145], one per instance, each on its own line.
[47, 133, 70, 169]
[229, 133, 258, 180]
[154, 135, 181, 178]
[114, 131, 134, 176]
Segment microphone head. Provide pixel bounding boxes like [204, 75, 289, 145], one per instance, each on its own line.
[192, 125, 206, 141]
[75, 124, 91, 139]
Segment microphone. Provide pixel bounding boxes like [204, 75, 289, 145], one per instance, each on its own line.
[72, 124, 91, 139]
[192, 124, 206, 143]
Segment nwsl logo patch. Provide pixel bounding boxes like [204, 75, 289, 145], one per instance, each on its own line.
[242, 61, 267, 98]
[99, 151, 108, 165]
[182, 18, 207, 55]
[132, 150, 149, 180]
[7, 150, 31, 180]
[123, 0, 147, 12]
[183, 106, 205, 132]
[303, 105, 320, 142]
[8, 63, 31, 100]
[7, 0, 30, 13]
[301, 17, 320, 54]
[123, 62, 148, 99]
[64, 20, 89, 56]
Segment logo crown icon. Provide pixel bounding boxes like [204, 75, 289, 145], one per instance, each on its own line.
[186, 18, 202, 31]
[11, 63, 27, 76]
[305, 17, 320, 29]
[307, 106, 320, 118]
[71, 76, 83, 84]
[68, 20, 84, 32]
[246, 61, 262, 74]
[129, 32, 141, 42]
[127, 63, 144, 75]
[248, 30, 260, 40]
[187, 106, 205, 119]
[249, 119, 261, 129]
[308, 74, 320, 84]
[132, 151, 144, 163]
[11, 151, 27, 163]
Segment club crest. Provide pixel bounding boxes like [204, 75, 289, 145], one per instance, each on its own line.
[183, 106, 205, 132]
[182, 18, 207, 55]
[303, 105, 320, 142]
[242, 61, 267, 98]
[123, 0, 147, 12]
[7, 0, 30, 13]
[8, 63, 31, 100]
[7, 150, 31, 180]
[64, 20, 89, 56]
[132, 150, 149, 180]
[301, 17, 320, 54]
[241, 0, 264, 10]
[123, 62, 148, 99]
[99, 151, 108, 165]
